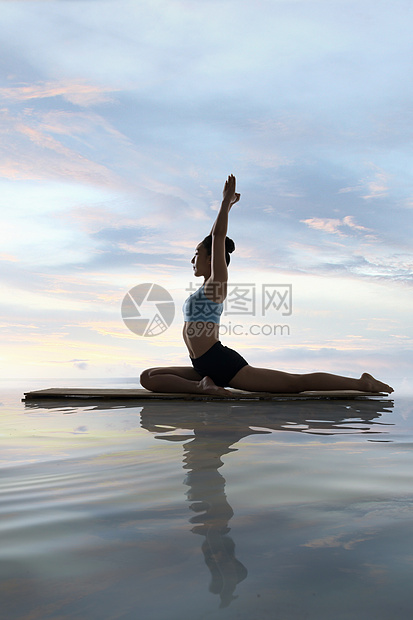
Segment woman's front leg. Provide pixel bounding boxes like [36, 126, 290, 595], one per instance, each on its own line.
[140, 366, 233, 396]
[140, 366, 202, 392]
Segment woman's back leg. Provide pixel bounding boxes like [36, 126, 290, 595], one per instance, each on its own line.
[228, 365, 393, 393]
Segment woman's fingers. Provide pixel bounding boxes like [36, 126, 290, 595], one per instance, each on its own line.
[225, 174, 236, 191]
[223, 175, 237, 201]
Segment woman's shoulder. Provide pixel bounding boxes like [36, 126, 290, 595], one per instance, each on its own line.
[203, 279, 226, 304]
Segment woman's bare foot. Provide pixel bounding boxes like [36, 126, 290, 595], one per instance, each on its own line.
[198, 376, 233, 398]
[360, 373, 394, 394]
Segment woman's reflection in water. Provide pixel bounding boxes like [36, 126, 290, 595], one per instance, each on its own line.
[142, 405, 262, 607]
[183, 416, 257, 607]
[140, 397, 392, 608]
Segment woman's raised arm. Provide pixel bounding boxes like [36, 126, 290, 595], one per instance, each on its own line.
[208, 175, 240, 285]
[210, 174, 240, 237]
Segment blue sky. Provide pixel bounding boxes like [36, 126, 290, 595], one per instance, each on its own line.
[1, 0, 412, 390]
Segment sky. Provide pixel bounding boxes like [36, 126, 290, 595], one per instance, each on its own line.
[0, 0, 412, 390]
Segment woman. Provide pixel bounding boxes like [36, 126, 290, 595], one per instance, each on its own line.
[140, 175, 393, 396]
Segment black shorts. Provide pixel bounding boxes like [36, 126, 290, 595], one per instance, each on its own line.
[190, 341, 249, 387]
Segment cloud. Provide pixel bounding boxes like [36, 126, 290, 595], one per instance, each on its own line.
[74, 361, 88, 370]
[0, 0, 412, 381]
[73, 426, 88, 433]
[91, 226, 149, 246]
[303, 533, 372, 550]
[338, 165, 390, 200]
[300, 216, 374, 238]
[0, 107, 121, 186]
[0, 253, 18, 262]
[47, 358, 89, 367]
[0, 80, 116, 106]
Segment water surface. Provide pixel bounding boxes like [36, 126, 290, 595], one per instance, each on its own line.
[1, 379, 413, 619]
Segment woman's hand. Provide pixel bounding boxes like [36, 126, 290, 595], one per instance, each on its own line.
[209, 173, 239, 243]
[222, 174, 240, 208]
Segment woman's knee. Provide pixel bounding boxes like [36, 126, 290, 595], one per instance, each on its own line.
[140, 368, 156, 389]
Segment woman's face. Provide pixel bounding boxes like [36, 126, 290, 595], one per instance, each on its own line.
[191, 243, 211, 277]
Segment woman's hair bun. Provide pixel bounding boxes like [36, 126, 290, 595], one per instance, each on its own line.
[201, 234, 236, 265]
[225, 237, 235, 254]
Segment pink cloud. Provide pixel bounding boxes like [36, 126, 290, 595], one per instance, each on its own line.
[0, 80, 116, 107]
[0, 108, 120, 186]
[301, 216, 374, 238]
